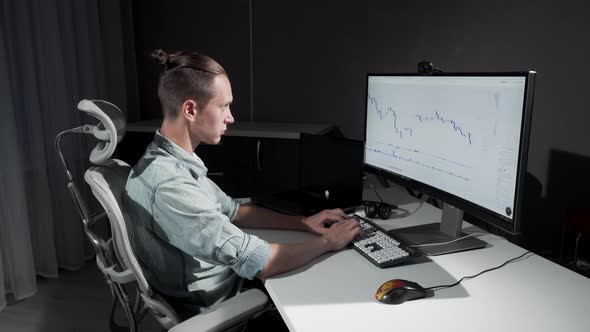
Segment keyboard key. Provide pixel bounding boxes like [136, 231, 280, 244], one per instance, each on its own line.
[349, 214, 422, 268]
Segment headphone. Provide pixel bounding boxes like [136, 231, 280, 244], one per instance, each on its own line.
[363, 200, 397, 220]
[363, 182, 398, 220]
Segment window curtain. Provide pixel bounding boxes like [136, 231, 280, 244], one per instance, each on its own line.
[0, 0, 135, 311]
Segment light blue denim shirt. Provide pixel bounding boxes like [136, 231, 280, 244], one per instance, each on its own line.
[124, 130, 270, 309]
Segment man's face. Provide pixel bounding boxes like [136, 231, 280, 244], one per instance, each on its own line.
[193, 75, 234, 145]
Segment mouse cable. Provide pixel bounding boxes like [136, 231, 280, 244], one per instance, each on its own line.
[410, 232, 489, 248]
[425, 251, 533, 291]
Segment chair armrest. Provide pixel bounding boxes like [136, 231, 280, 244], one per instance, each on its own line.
[169, 288, 269, 332]
[89, 211, 107, 226]
[96, 256, 135, 284]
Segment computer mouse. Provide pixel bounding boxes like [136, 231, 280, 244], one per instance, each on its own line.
[375, 279, 429, 304]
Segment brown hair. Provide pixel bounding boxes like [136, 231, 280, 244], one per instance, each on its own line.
[151, 49, 227, 119]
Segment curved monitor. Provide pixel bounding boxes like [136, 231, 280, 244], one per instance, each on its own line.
[364, 72, 536, 254]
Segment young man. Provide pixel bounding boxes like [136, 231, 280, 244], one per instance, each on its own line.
[125, 49, 361, 318]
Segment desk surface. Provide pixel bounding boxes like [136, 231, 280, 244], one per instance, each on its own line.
[127, 120, 335, 139]
[246, 185, 590, 332]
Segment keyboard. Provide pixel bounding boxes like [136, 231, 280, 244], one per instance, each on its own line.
[349, 214, 422, 268]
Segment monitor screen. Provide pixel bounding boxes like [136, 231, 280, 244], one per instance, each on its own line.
[364, 72, 535, 252]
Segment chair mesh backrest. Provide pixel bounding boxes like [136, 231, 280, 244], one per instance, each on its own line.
[85, 160, 181, 328]
[84, 160, 150, 293]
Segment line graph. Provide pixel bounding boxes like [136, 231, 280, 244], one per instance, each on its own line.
[366, 146, 471, 181]
[415, 111, 473, 144]
[368, 95, 474, 145]
[368, 140, 472, 181]
[373, 141, 471, 169]
[493, 91, 500, 136]
[365, 75, 529, 219]
[366, 93, 480, 180]
[368, 96, 414, 139]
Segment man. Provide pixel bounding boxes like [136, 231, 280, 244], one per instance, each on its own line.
[125, 49, 361, 318]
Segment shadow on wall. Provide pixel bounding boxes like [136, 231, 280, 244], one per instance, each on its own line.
[518, 172, 544, 250]
[531, 150, 590, 258]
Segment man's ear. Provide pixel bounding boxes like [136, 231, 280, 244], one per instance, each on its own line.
[181, 100, 199, 121]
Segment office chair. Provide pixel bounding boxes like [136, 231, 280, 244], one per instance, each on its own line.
[56, 99, 139, 331]
[58, 99, 269, 332]
[560, 207, 590, 273]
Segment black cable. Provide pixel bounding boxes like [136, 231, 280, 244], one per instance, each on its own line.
[426, 251, 533, 291]
[405, 186, 418, 198]
[368, 183, 386, 204]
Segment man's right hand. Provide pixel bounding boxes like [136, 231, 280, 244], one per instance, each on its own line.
[256, 216, 362, 280]
[321, 218, 362, 251]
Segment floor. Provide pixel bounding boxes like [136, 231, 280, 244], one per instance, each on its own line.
[0, 264, 162, 332]
[0, 263, 289, 332]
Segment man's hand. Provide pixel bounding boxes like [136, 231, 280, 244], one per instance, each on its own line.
[302, 208, 350, 235]
[321, 218, 362, 251]
[257, 216, 362, 281]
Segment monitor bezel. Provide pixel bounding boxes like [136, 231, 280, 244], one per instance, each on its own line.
[363, 71, 536, 235]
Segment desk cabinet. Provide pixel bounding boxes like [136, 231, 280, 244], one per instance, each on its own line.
[118, 121, 335, 198]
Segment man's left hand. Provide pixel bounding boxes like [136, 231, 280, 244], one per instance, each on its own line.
[302, 209, 349, 235]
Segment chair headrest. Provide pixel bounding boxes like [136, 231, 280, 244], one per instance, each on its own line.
[77, 99, 126, 164]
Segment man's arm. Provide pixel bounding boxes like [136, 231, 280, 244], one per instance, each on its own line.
[256, 218, 362, 280]
[233, 205, 361, 280]
[233, 204, 349, 235]
[233, 204, 306, 230]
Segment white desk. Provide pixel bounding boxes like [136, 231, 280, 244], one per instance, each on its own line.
[127, 120, 335, 139]
[246, 186, 590, 332]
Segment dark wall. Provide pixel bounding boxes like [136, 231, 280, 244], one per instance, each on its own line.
[132, 0, 252, 121]
[130, 0, 590, 254]
[366, 0, 590, 255]
[132, 0, 367, 136]
[367, 0, 590, 192]
[132, 0, 590, 187]
[544, 150, 590, 253]
[252, 1, 367, 138]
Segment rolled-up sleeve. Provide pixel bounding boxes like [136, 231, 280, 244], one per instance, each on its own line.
[152, 178, 270, 279]
[216, 227, 270, 279]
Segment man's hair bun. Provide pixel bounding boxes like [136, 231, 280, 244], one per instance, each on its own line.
[151, 49, 169, 65]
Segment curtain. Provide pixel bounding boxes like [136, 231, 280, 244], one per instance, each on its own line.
[0, 0, 135, 311]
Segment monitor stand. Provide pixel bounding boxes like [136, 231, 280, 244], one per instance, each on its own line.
[390, 203, 487, 256]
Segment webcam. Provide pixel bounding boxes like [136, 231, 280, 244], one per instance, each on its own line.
[418, 61, 442, 75]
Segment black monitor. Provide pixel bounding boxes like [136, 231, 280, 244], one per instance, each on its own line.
[298, 133, 364, 211]
[364, 72, 536, 255]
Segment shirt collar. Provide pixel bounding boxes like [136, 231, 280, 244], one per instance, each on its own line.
[153, 130, 208, 177]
